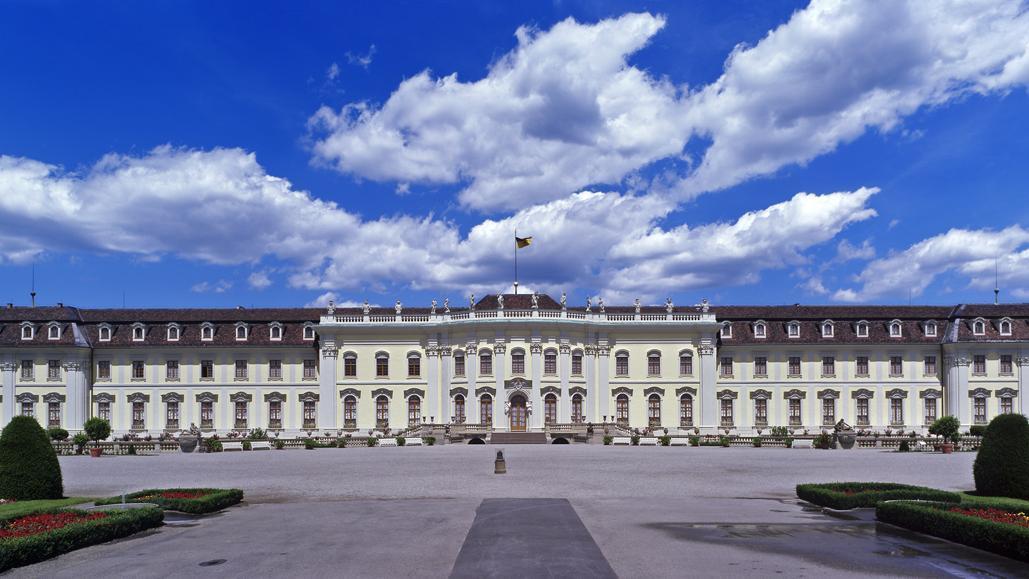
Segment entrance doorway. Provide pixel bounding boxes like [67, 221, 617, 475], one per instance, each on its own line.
[510, 394, 527, 431]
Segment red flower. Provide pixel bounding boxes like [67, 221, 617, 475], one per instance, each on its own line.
[0, 512, 107, 540]
[159, 491, 209, 500]
[948, 507, 1029, 528]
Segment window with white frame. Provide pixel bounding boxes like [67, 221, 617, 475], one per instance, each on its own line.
[407, 353, 421, 377]
[48, 324, 60, 340]
[821, 321, 833, 338]
[235, 360, 248, 380]
[480, 351, 492, 375]
[235, 400, 248, 429]
[787, 322, 800, 338]
[20, 400, 33, 417]
[788, 398, 802, 426]
[21, 324, 34, 340]
[572, 352, 583, 375]
[235, 324, 247, 341]
[647, 352, 660, 376]
[890, 321, 902, 337]
[615, 394, 629, 424]
[721, 323, 732, 338]
[822, 398, 835, 425]
[131, 401, 145, 430]
[856, 356, 869, 376]
[856, 398, 870, 425]
[97, 400, 111, 421]
[269, 359, 282, 380]
[647, 394, 661, 427]
[973, 355, 986, 374]
[972, 320, 985, 335]
[200, 400, 214, 428]
[754, 322, 766, 338]
[97, 360, 111, 380]
[303, 399, 317, 429]
[376, 353, 389, 377]
[1000, 396, 1013, 415]
[47, 360, 61, 380]
[1000, 354, 1013, 374]
[343, 396, 357, 428]
[680, 395, 693, 426]
[132, 360, 145, 380]
[973, 397, 987, 424]
[924, 321, 937, 337]
[856, 321, 869, 338]
[200, 360, 214, 380]
[754, 356, 767, 376]
[546, 394, 558, 425]
[376, 396, 389, 428]
[480, 395, 493, 425]
[890, 398, 904, 425]
[303, 359, 317, 380]
[999, 319, 1012, 336]
[890, 356, 903, 376]
[754, 398, 767, 425]
[20, 360, 32, 381]
[166, 400, 179, 430]
[788, 356, 801, 377]
[453, 353, 465, 377]
[511, 350, 525, 374]
[303, 325, 315, 340]
[167, 325, 180, 341]
[924, 356, 937, 375]
[269, 323, 282, 341]
[166, 360, 179, 381]
[452, 395, 465, 424]
[923, 397, 937, 424]
[201, 324, 214, 341]
[343, 353, 356, 377]
[719, 356, 733, 378]
[544, 351, 557, 375]
[571, 394, 584, 423]
[679, 353, 693, 375]
[720, 398, 734, 426]
[615, 353, 629, 376]
[822, 356, 835, 376]
[132, 325, 145, 341]
[48, 401, 61, 427]
[98, 325, 111, 341]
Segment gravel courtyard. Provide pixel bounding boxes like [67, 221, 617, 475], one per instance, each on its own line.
[13, 446, 1023, 578]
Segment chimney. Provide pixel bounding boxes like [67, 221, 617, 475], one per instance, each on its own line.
[57, 302, 63, 308]
[5, 303, 12, 309]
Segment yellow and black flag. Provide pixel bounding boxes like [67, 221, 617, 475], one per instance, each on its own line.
[515, 235, 533, 249]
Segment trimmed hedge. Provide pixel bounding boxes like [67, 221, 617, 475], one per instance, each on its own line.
[0, 416, 63, 500]
[973, 413, 1029, 500]
[0, 506, 163, 571]
[796, 482, 961, 509]
[877, 500, 1029, 562]
[95, 488, 243, 514]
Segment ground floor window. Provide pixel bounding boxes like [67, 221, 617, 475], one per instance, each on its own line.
[48, 402, 61, 427]
[303, 399, 317, 429]
[166, 401, 179, 430]
[616, 394, 629, 425]
[269, 400, 282, 429]
[235, 401, 248, 430]
[856, 398, 869, 426]
[788, 399, 801, 426]
[923, 398, 937, 424]
[200, 401, 214, 429]
[680, 395, 693, 427]
[20, 401, 33, 417]
[343, 397, 357, 429]
[376, 396, 389, 429]
[890, 398, 904, 425]
[720, 399, 733, 426]
[544, 394, 557, 424]
[98, 401, 111, 421]
[132, 401, 145, 430]
[973, 397, 987, 424]
[648, 394, 661, 427]
[821, 398, 835, 426]
[571, 394, 583, 423]
[1000, 396, 1013, 415]
[480, 395, 492, 426]
[408, 396, 420, 427]
[453, 395, 465, 424]
[754, 398, 767, 426]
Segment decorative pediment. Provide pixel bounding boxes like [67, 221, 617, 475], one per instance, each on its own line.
[403, 387, 425, 399]
[195, 391, 219, 403]
[969, 387, 991, 399]
[16, 393, 39, 403]
[918, 388, 942, 399]
[643, 386, 665, 397]
[568, 386, 587, 398]
[264, 391, 286, 402]
[160, 392, 183, 403]
[783, 389, 806, 400]
[675, 386, 697, 398]
[475, 386, 496, 398]
[127, 392, 150, 403]
[749, 389, 772, 400]
[504, 377, 533, 390]
[717, 389, 738, 400]
[449, 387, 468, 398]
[92, 392, 116, 403]
[851, 388, 874, 399]
[339, 388, 361, 399]
[371, 388, 392, 399]
[996, 387, 1017, 398]
[230, 392, 253, 403]
[299, 391, 320, 402]
[611, 386, 633, 397]
[42, 392, 66, 403]
[886, 388, 908, 399]
[816, 389, 840, 400]
[540, 385, 561, 397]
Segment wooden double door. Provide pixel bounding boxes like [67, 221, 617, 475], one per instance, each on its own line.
[510, 394, 527, 431]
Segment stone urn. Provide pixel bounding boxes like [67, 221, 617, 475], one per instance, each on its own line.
[179, 436, 199, 453]
[834, 419, 856, 450]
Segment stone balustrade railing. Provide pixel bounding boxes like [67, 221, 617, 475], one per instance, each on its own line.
[322, 309, 715, 325]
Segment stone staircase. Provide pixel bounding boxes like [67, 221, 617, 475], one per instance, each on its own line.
[490, 432, 548, 445]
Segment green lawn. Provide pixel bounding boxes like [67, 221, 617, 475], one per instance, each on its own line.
[959, 492, 1029, 512]
[0, 497, 94, 518]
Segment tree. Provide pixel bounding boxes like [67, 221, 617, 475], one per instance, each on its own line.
[0, 416, 64, 500]
[83, 417, 111, 447]
[973, 413, 1029, 499]
[929, 416, 961, 443]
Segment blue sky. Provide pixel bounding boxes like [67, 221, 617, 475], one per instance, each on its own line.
[1, 0, 1027, 309]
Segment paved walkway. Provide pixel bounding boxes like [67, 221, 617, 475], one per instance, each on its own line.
[10, 446, 1025, 577]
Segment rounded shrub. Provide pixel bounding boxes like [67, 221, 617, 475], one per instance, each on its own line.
[47, 427, 69, 441]
[0, 415, 64, 500]
[83, 417, 111, 446]
[973, 413, 1029, 500]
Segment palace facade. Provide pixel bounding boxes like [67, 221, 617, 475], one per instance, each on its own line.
[1, 294, 1026, 437]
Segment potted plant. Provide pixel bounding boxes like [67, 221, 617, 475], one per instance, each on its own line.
[83, 417, 111, 458]
[929, 416, 961, 454]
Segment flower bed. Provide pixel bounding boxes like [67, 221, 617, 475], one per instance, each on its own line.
[796, 482, 960, 509]
[94, 488, 243, 515]
[0, 507, 163, 571]
[877, 500, 1029, 562]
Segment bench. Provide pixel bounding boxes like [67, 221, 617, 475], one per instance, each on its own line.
[612, 437, 631, 446]
[792, 438, 814, 449]
[250, 441, 272, 450]
[638, 437, 658, 446]
[222, 441, 244, 451]
[404, 437, 423, 446]
[669, 438, 691, 446]
[378, 438, 398, 447]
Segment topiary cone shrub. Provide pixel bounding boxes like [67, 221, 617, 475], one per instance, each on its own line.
[973, 413, 1029, 500]
[0, 415, 64, 500]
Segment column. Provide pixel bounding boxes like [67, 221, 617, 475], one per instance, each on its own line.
[559, 343, 571, 422]
[0, 361, 15, 428]
[466, 345, 479, 424]
[699, 341, 717, 432]
[530, 342, 544, 429]
[426, 346, 439, 424]
[440, 347, 452, 423]
[1017, 356, 1029, 417]
[585, 345, 597, 422]
[493, 343, 506, 428]
[318, 341, 338, 429]
[944, 355, 970, 425]
[597, 345, 610, 421]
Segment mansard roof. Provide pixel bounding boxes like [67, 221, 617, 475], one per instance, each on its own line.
[78, 308, 322, 323]
[475, 294, 562, 310]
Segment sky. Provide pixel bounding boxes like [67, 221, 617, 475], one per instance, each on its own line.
[1, 0, 1028, 310]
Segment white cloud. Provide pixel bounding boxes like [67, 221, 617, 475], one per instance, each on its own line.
[305, 291, 376, 308]
[326, 62, 340, 81]
[192, 280, 232, 294]
[248, 270, 272, 290]
[833, 239, 876, 263]
[801, 276, 829, 295]
[308, 3, 1029, 210]
[834, 226, 1029, 302]
[345, 45, 376, 69]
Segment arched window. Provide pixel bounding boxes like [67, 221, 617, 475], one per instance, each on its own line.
[615, 352, 629, 376]
[48, 324, 60, 340]
[544, 393, 557, 424]
[787, 322, 800, 338]
[453, 394, 465, 424]
[890, 321, 903, 337]
[235, 325, 247, 340]
[167, 325, 180, 341]
[647, 351, 661, 376]
[924, 321, 937, 337]
[376, 353, 389, 377]
[973, 320, 985, 335]
[132, 325, 145, 341]
[343, 396, 357, 428]
[201, 324, 214, 341]
[571, 394, 584, 423]
[511, 349, 525, 374]
[407, 353, 421, 377]
[269, 323, 282, 341]
[616, 394, 629, 425]
[303, 325, 315, 340]
[753, 322, 766, 338]
[407, 396, 421, 426]
[822, 321, 833, 338]
[648, 394, 661, 427]
[375, 395, 389, 428]
[856, 321, 869, 337]
[479, 394, 492, 425]
[721, 323, 732, 338]
[480, 351, 493, 375]
[21, 324, 34, 340]
[98, 325, 111, 341]
[680, 395, 693, 427]
[999, 320, 1012, 336]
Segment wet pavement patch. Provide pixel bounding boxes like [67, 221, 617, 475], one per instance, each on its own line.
[451, 499, 616, 579]
[198, 559, 226, 567]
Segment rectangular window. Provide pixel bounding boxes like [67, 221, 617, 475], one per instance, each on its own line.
[201, 360, 214, 380]
[856, 398, 869, 426]
[303, 359, 317, 380]
[269, 359, 282, 380]
[856, 356, 869, 376]
[408, 356, 421, 377]
[720, 399, 733, 427]
[822, 398, 835, 425]
[97, 360, 111, 380]
[788, 357, 801, 377]
[166, 360, 179, 381]
[98, 401, 111, 421]
[480, 354, 492, 375]
[48, 360, 61, 380]
[132, 401, 145, 430]
[754, 357, 767, 377]
[132, 360, 145, 380]
[924, 356, 937, 375]
[1000, 355, 1013, 374]
[377, 356, 389, 377]
[572, 354, 582, 375]
[822, 356, 835, 376]
[973, 398, 987, 424]
[20, 360, 33, 381]
[680, 397, 693, 427]
[679, 355, 692, 376]
[235, 360, 248, 380]
[303, 400, 317, 429]
[1001, 397, 1013, 415]
[647, 355, 660, 376]
[21, 401, 33, 417]
[511, 353, 525, 375]
[924, 398, 937, 424]
[719, 357, 733, 378]
[545, 353, 558, 375]
[48, 402, 61, 427]
[788, 399, 802, 426]
[166, 401, 179, 430]
[615, 356, 628, 376]
[973, 355, 986, 375]
[235, 401, 248, 429]
[269, 400, 282, 429]
[754, 398, 767, 425]
[890, 399, 904, 425]
[343, 356, 356, 377]
[890, 356, 903, 376]
[200, 401, 214, 429]
[454, 355, 465, 377]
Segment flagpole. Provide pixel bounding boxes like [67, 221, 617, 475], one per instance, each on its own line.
[514, 228, 518, 295]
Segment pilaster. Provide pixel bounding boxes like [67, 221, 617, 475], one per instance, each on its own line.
[62, 361, 89, 431]
[466, 344, 479, 424]
[584, 345, 597, 422]
[945, 355, 970, 425]
[1017, 356, 1029, 417]
[0, 362, 15, 428]
[439, 347, 452, 423]
[318, 342, 338, 429]
[558, 343, 571, 422]
[493, 342, 506, 428]
[530, 341, 543, 429]
[699, 340, 717, 432]
[426, 345, 439, 424]
[597, 345, 610, 421]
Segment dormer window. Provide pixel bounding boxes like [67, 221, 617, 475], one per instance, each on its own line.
[972, 319, 985, 336]
[303, 324, 315, 340]
[787, 321, 800, 338]
[753, 321, 766, 339]
[269, 323, 283, 341]
[889, 320, 902, 337]
[47, 323, 61, 340]
[720, 323, 732, 339]
[98, 324, 111, 342]
[924, 321, 937, 337]
[999, 318, 1012, 336]
[821, 321, 834, 338]
[167, 324, 180, 341]
[235, 323, 248, 341]
[201, 323, 214, 341]
[20, 323, 34, 340]
[856, 321, 869, 338]
[131, 324, 146, 342]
